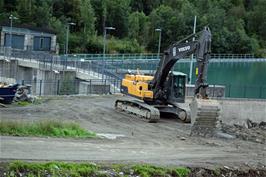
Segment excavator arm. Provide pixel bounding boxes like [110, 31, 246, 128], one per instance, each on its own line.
[150, 27, 212, 101]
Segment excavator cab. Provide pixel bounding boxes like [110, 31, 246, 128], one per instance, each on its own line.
[166, 71, 186, 103]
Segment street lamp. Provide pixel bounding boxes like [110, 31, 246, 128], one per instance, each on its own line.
[155, 28, 162, 59]
[189, 16, 197, 84]
[65, 22, 76, 55]
[102, 26, 115, 81]
[64, 22, 76, 70]
[9, 14, 18, 58]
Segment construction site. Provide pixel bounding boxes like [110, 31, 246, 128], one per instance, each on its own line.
[1, 41, 266, 176]
[0, 1, 266, 176]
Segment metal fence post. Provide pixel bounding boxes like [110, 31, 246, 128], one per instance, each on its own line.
[259, 86, 262, 98]
[114, 79, 116, 93]
[39, 80, 42, 96]
[57, 80, 60, 95]
[22, 80, 24, 85]
[104, 79, 107, 94]
[109, 79, 111, 93]
[243, 85, 246, 98]
[228, 84, 231, 97]
[89, 79, 92, 95]
[213, 84, 215, 97]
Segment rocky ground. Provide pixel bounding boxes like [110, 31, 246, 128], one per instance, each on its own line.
[0, 95, 265, 175]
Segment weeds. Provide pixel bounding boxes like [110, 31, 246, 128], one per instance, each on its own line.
[8, 161, 98, 177]
[0, 120, 96, 138]
[5, 161, 192, 177]
[15, 101, 31, 106]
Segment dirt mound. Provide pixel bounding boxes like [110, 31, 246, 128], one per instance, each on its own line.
[221, 120, 266, 144]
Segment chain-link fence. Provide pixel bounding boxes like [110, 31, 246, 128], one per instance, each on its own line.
[2, 78, 265, 99]
[15, 79, 120, 96]
[1, 46, 266, 99]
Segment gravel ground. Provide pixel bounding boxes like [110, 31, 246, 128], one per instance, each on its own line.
[0, 95, 265, 169]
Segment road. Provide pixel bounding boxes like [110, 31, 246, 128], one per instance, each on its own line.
[0, 95, 265, 168]
[1, 135, 264, 167]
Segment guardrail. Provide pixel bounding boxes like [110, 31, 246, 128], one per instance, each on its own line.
[66, 53, 255, 61]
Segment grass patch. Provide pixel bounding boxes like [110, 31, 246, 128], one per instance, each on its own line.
[0, 120, 96, 138]
[132, 164, 190, 177]
[8, 161, 99, 177]
[15, 101, 31, 106]
[5, 161, 191, 177]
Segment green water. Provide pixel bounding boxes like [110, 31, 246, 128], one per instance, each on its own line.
[174, 62, 266, 99]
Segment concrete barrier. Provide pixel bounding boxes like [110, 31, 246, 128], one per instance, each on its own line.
[219, 99, 266, 124]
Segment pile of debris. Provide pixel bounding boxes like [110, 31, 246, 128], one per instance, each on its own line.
[14, 85, 35, 102]
[0, 82, 19, 106]
[221, 119, 266, 144]
[0, 83, 36, 107]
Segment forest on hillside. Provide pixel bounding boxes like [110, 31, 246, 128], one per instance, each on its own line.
[0, 0, 265, 56]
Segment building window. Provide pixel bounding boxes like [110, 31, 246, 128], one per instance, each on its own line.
[4, 34, 25, 49]
[33, 36, 51, 51]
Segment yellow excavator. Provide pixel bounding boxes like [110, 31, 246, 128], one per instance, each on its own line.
[115, 27, 221, 136]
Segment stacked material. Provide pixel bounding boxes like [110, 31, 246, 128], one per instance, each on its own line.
[14, 85, 34, 102]
[0, 82, 19, 104]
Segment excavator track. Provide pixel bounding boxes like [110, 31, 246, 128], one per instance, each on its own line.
[115, 99, 160, 123]
[190, 98, 221, 137]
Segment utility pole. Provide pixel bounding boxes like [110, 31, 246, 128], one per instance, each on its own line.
[64, 22, 76, 69]
[65, 22, 76, 55]
[155, 28, 162, 60]
[102, 26, 115, 81]
[9, 14, 18, 58]
[189, 16, 197, 84]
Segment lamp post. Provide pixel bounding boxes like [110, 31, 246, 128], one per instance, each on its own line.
[9, 14, 18, 58]
[65, 22, 76, 55]
[155, 28, 162, 59]
[64, 22, 76, 69]
[189, 16, 197, 84]
[102, 26, 115, 81]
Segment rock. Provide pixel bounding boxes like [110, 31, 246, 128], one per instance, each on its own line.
[180, 137, 186, 140]
[129, 169, 134, 175]
[196, 169, 206, 177]
[224, 166, 231, 170]
[119, 172, 124, 175]
[215, 132, 235, 139]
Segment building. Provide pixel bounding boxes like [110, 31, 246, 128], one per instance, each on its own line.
[0, 26, 57, 53]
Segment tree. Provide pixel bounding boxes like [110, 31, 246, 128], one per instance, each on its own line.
[128, 11, 149, 46]
[148, 5, 178, 51]
[91, 0, 107, 35]
[34, 0, 52, 27]
[247, 0, 266, 47]
[105, 0, 131, 38]
[16, 0, 35, 24]
[80, 0, 95, 35]
[130, 0, 161, 15]
[0, 0, 264, 54]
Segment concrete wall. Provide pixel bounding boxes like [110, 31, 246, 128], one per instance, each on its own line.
[0, 60, 18, 78]
[0, 58, 111, 96]
[51, 35, 57, 52]
[79, 81, 111, 95]
[186, 84, 225, 97]
[0, 31, 4, 46]
[219, 99, 266, 124]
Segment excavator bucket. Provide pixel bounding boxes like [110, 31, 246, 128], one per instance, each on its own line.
[190, 98, 221, 137]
